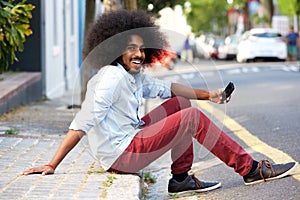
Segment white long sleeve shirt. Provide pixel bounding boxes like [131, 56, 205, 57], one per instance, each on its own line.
[69, 64, 172, 170]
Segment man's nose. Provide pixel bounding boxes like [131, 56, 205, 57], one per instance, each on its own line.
[134, 48, 143, 56]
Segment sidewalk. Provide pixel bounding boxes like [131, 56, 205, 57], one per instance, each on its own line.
[0, 72, 42, 115]
[0, 78, 143, 199]
[1, 62, 299, 199]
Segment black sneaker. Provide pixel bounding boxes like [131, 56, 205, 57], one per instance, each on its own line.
[168, 174, 221, 195]
[243, 160, 298, 185]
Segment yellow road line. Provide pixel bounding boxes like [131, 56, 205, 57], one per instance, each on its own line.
[197, 101, 300, 181]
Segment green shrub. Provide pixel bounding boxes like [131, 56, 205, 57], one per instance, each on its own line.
[0, 0, 34, 73]
[5, 128, 19, 135]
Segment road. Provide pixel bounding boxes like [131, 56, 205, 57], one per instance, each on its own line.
[144, 60, 300, 200]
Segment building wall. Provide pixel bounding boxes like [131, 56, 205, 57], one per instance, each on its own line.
[44, 0, 79, 99]
[64, 0, 80, 92]
[44, 0, 64, 98]
[78, 0, 86, 68]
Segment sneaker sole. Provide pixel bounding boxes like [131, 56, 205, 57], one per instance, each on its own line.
[244, 162, 298, 186]
[168, 182, 221, 196]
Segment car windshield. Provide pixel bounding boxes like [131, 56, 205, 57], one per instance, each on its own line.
[252, 32, 282, 38]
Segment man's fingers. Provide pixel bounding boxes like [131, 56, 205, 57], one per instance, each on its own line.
[226, 96, 231, 103]
[42, 168, 53, 176]
[22, 168, 36, 175]
[22, 166, 52, 176]
[23, 169, 39, 175]
[210, 88, 232, 104]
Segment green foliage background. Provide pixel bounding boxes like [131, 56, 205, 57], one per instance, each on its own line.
[277, 0, 300, 16]
[0, 0, 34, 73]
[137, 0, 186, 14]
[137, 0, 242, 34]
[185, 0, 230, 34]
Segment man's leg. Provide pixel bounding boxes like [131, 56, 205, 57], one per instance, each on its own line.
[110, 98, 297, 189]
[110, 97, 253, 174]
[109, 96, 194, 174]
[189, 107, 297, 186]
[143, 100, 254, 176]
[141, 96, 192, 126]
[110, 100, 254, 176]
[192, 109, 253, 176]
[142, 96, 195, 175]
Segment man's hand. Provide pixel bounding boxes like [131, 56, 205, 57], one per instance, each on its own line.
[21, 129, 83, 176]
[209, 89, 231, 104]
[22, 165, 55, 176]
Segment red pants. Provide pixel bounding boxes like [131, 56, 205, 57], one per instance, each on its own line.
[110, 96, 253, 176]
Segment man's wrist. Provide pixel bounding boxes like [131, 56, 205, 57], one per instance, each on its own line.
[45, 164, 55, 170]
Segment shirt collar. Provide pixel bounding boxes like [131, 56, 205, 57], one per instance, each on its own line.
[116, 63, 136, 84]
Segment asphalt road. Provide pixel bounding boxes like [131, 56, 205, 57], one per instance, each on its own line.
[145, 60, 300, 200]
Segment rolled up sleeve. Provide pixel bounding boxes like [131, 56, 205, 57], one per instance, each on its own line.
[142, 74, 172, 99]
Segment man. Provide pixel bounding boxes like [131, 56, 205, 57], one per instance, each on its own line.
[23, 10, 297, 195]
[286, 26, 299, 61]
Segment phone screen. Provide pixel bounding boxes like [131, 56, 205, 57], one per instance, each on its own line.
[222, 82, 235, 100]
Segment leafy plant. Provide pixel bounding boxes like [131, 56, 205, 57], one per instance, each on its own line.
[5, 128, 19, 135]
[87, 166, 106, 174]
[143, 171, 156, 184]
[0, 0, 34, 73]
[142, 171, 157, 199]
[251, 13, 271, 27]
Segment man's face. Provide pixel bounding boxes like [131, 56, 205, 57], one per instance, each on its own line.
[120, 34, 145, 74]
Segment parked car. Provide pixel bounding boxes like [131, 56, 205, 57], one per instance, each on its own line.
[236, 28, 287, 62]
[217, 34, 239, 60]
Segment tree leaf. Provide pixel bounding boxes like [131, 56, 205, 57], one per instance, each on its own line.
[0, 1, 14, 8]
[0, 0, 34, 72]
[0, 8, 11, 19]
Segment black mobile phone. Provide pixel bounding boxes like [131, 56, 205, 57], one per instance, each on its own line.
[222, 82, 235, 100]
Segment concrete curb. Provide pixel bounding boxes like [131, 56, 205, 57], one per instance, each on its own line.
[0, 72, 42, 115]
[0, 72, 144, 199]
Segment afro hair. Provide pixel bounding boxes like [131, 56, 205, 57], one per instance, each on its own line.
[83, 9, 170, 67]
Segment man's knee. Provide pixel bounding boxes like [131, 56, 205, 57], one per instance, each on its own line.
[172, 96, 191, 109]
[183, 107, 201, 120]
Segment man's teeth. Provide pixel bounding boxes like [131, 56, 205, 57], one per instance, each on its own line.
[132, 60, 141, 64]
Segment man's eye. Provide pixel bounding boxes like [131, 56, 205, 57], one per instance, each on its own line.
[126, 46, 145, 53]
[127, 46, 137, 51]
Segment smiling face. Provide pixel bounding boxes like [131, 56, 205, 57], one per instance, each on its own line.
[119, 34, 145, 74]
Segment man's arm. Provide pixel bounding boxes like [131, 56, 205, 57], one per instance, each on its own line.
[171, 83, 228, 104]
[22, 129, 84, 176]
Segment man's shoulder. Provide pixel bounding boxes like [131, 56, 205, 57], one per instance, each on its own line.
[96, 65, 123, 76]
[101, 64, 118, 71]
[93, 65, 128, 83]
